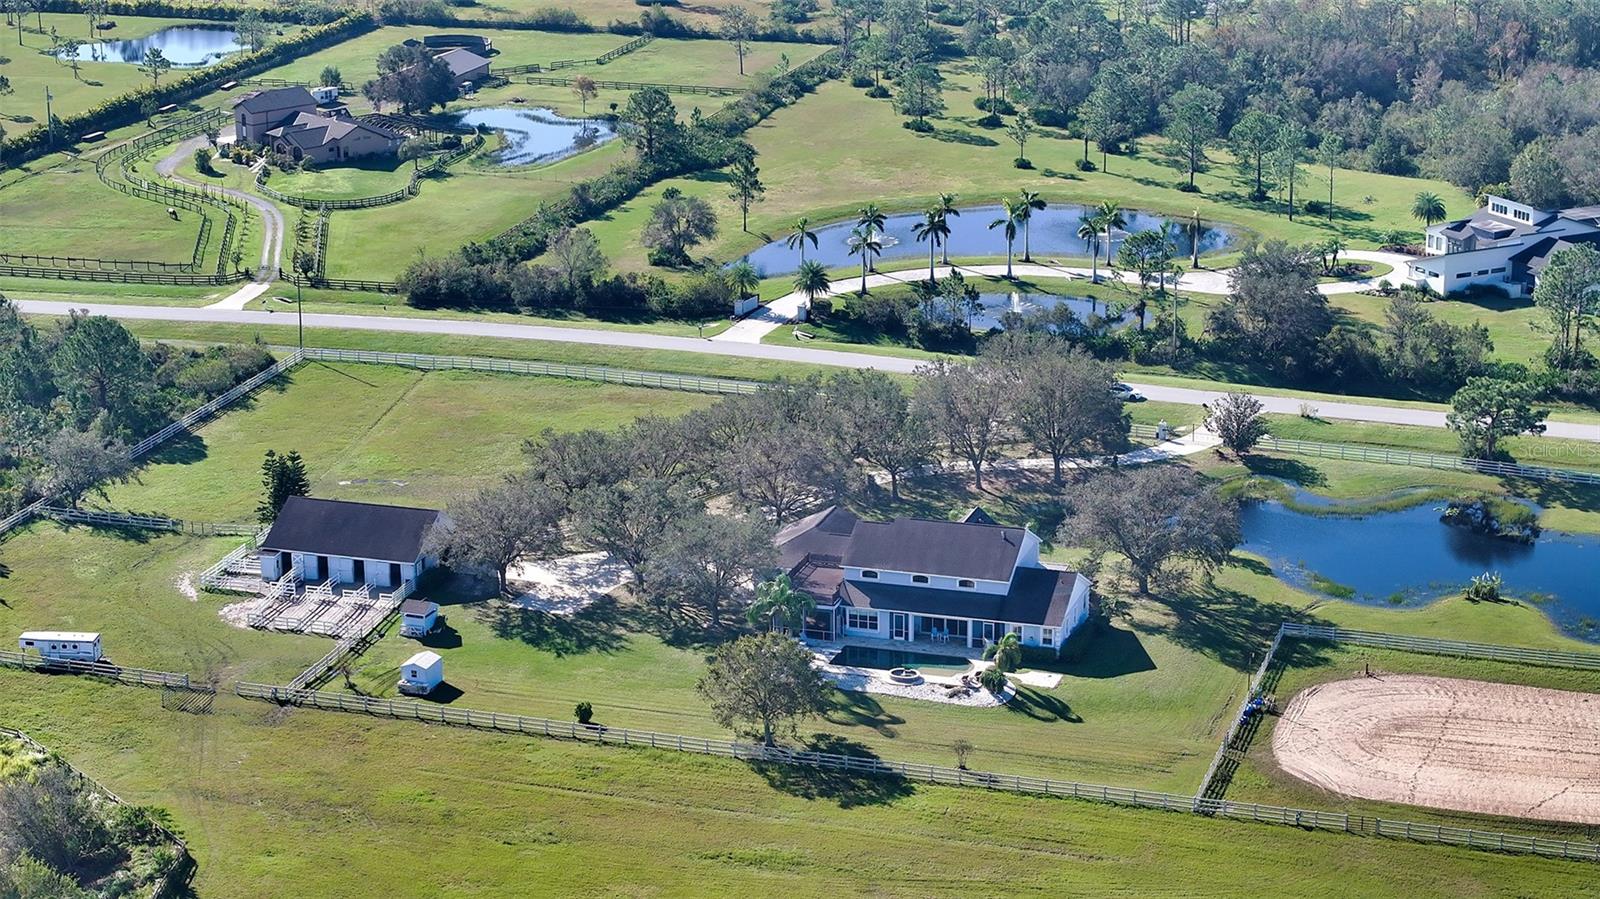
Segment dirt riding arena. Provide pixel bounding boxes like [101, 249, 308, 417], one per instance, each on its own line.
[1272, 674, 1600, 825]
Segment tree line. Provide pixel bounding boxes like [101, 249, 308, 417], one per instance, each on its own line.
[0, 296, 275, 514]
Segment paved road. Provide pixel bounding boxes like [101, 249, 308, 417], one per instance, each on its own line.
[718, 251, 1413, 344]
[15, 297, 1600, 443]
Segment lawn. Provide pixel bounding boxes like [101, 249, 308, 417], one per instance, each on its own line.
[241, 26, 625, 86]
[3, 676, 1591, 898]
[0, 14, 301, 132]
[578, 72, 1471, 274]
[0, 276, 229, 306]
[564, 36, 828, 88]
[264, 156, 416, 200]
[98, 361, 715, 520]
[1222, 642, 1600, 842]
[0, 156, 208, 263]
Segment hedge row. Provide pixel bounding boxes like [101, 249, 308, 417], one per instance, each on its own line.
[0, 14, 375, 167]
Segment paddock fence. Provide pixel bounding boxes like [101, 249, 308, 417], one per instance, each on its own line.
[1197, 624, 1286, 801]
[231, 682, 1600, 862]
[300, 347, 764, 395]
[41, 506, 257, 537]
[1279, 623, 1600, 670]
[1257, 434, 1600, 486]
[538, 33, 653, 71]
[255, 133, 485, 211]
[0, 264, 243, 286]
[0, 650, 209, 692]
[0, 252, 199, 274]
[128, 350, 304, 461]
[520, 75, 738, 96]
[282, 274, 401, 292]
[0, 727, 193, 898]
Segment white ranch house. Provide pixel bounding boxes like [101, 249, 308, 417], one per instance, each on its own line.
[1408, 195, 1600, 297]
[777, 507, 1092, 654]
[17, 631, 103, 662]
[259, 496, 442, 590]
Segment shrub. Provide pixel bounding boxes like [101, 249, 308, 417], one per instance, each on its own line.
[1176, 182, 1201, 193]
[574, 701, 595, 724]
[973, 96, 1016, 115]
[865, 85, 891, 99]
[977, 666, 1008, 693]
[1013, 157, 1033, 169]
[902, 119, 934, 133]
[1464, 571, 1503, 603]
[849, 73, 874, 88]
[976, 112, 1003, 128]
[1074, 158, 1096, 171]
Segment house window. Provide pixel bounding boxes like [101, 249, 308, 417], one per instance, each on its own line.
[860, 570, 879, 579]
[911, 574, 930, 584]
[846, 611, 879, 630]
[1456, 273, 1470, 279]
[1042, 628, 1055, 646]
[958, 579, 975, 588]
[1491, 267, 1506, 273]
[1476, 270, 1489, 275]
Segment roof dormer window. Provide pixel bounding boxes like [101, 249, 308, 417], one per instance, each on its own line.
[861, 570, 879, 579]
[911, 574, 930, 584]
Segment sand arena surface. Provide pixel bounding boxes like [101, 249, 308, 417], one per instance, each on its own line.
[1271, 674, 1600, 824]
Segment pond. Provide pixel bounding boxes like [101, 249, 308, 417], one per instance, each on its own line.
[446, 107, 616, 166]
[740, 204, 1238, 277]
[66, 24, 244, 67]
[1240, 495, 1600, 638]
[829, 645, 973, 677]
[970, 291, 1129, 331]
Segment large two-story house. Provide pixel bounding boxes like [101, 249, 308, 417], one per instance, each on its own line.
[232, 86, 403, 164]
[777, 506, 1093, 655]
[1408, 195, 1600, 297]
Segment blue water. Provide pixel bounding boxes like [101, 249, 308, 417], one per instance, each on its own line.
[447, 107, 616, 166]
[1240, 498, 1600, 638]
[829, 645, 972, 675]
[741, 205, 1237, 277]
[67, 25, 244, 67]
[970, 291, 1129, 331]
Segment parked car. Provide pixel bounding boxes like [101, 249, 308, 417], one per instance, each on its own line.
[1110, 382, 1146, 402]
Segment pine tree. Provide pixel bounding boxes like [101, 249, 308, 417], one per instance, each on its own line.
[257, 449, 311, 523]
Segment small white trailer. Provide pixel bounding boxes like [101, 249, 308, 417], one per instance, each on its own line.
[17, 631, 103, 663]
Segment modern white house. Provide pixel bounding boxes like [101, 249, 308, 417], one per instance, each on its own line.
[776, 507, 1093, 654]
[398, 650, 443, 696]
[399, 599, 439, 637]
[1408, 196, 1600, 297]
[259, 497, 442, 590]
[17, 631, 103, 663]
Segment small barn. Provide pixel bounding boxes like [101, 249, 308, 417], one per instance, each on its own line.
[259, 497, 443, 590]
[18, 631, 102, 663]
[398, 651, 443, 696]
[400, 599, 439, 637]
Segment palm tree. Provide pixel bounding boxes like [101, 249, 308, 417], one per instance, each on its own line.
[935, 192, 962, 263]
[856, 203, 887, 241]
[793, 259, 830, 316]
[846, 225, 882, 294]
[745, 574, 815, 635]
[727, 260, 760, 303]
[985, 632, 1023, 672]
[785, 216, 818, 264]
[1411, 191, 1447, 228]
[1017, 189, 1047, 262]
[1077, 216, 1102, 285]
[989, 198, 1023, 279]
[1095, 201, 1126, 278]
[911, 208, 949, 282]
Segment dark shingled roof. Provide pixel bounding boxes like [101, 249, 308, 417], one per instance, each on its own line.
[232, 86, 316, 114]
[400, 599, 436, 616]
[835, 567, 1083, 626]
[842, 518, 1024, 582]
[261, 497, 442, 563]
[435, 47, 490, 78]
[775, 505, 859, 570]
[959, 506, 999, 525]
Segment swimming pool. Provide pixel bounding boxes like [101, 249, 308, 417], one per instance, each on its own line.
[829, 645, 973, 677]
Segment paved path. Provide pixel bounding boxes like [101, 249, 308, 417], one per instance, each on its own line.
[13, 297, 1600, 442]
[155, 132, 285, 308]
[717, 251, 1413, 344]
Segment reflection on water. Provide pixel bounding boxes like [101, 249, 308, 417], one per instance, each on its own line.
[447, 107, 616, 166]
[970, 291, 1128, 331]
[68, 25, 244, 67]
[741, 205, 1237, 277]
[1240, 495, 1600, 638]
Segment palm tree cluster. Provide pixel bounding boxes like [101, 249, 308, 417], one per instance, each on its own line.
[1076, 201, 1127, 285]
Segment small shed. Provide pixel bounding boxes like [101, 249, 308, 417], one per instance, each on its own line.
[18, 631, 102, 663]
[398, 651, 443, 695]
[399, 599, 439, 637]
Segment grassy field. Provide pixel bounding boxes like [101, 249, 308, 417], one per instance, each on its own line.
[0, 276, 230, 306]
[577, 71, 1470, 274]
[266, 156, 416, 200]
[0, 14, 301, 131]
[0, 155, 208, 262]
[99, 361, 714, 519]
[1223, 642, 1600, 842]
[4, 677, 1593, 898]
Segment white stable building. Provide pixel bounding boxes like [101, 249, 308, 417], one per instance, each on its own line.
[259, 497, 442, 590]
[17, 631, 103, 663]
[398, 651, 443, 696]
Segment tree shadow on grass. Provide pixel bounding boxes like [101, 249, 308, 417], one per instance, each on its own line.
[1243, 454, 1327, 488]
[922, 127, 998, 147]
[475, 596, 627, 657]
[1004, 687, 1082, 723]
[1053, 621, 1156, 679]
[751, 734, 915, 808]
[53, 520, 155, 544]
[416, 621, 462, 650]
[822, 688, 905, 737]
[140, 431, 209, 467]
[1143, 583, 1331, 672]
